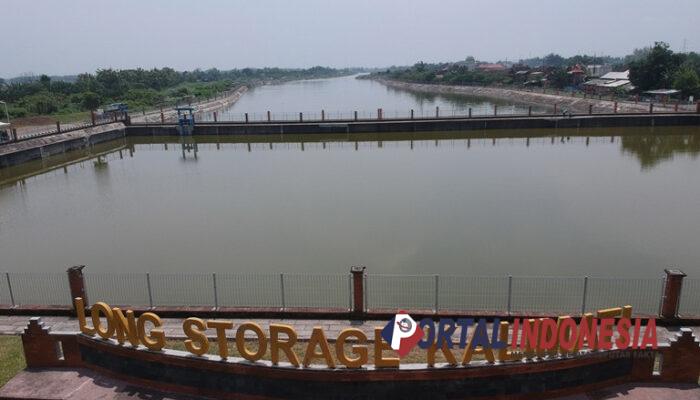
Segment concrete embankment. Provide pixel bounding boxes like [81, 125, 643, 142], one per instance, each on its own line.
[377, 79, 683, 114]
[126, 113, 700, 137]
[0, 122, 126, 168]
[129, 86, 248, 124]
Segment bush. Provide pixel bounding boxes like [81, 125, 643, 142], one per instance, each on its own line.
[80, 92, 102, 110]
[22, 92, 60, 114]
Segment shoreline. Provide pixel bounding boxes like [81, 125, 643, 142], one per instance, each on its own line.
[374, 78, 682, 114]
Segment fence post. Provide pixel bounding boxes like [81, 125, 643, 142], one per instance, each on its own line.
[56, 121, 61, 133]
[614, 102, 618, 113]
[581, 276, 589, 315]
[11, 128, 18, 142]
[212, 273, 218, 310]
[468, 108, 472, 118]
[213, 112, 217, 122]
[348, 274, 353, 311]
[494, 104, 498, 116]
[66, 266, 87, 313]
[435, 106, 439, 118]
[434, 275, 439, 314]
[160, 112, 165, 124]
[674, 102, 679, 112]
[321, 110, 325, 121]
[245, 113, 249, 123]
[589, 104, 593, 115]
[660, 269, 686, 319]
[528, 106, 532, 117]
[280, 273, 285, 311]
[649, 103, 654, 114]
[267, 111, 271, 122]
[299, 112, 303, 122]
[351, 266, 366, 318]
[146, 272, 153, 309]
[377, 108, 383, 120]
[696, 101, 700, 113]
[658, 275, 666, 317]
[553, 104, 558, 115]
[507, 275, 512, 315]
[5, 272, 15, 307]
[354, 111, 358, 121]
[410, 109, 414, 119]
[91, 111, 96, 126]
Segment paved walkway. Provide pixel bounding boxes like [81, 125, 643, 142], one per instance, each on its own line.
[1, 369, 698, 399]
[1, 315, 698, 343]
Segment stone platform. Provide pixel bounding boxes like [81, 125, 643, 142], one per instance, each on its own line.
[1, 369, 698, 400]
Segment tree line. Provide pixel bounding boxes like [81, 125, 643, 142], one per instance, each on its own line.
[0, 66, 356, 120]
[371, 42, 700, 98]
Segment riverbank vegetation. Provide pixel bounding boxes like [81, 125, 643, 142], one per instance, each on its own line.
[369, 43, 700, 98]
[0, 66, 357, 122]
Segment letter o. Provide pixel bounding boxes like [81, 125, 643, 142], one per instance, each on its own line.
[91, 302, 115, 339]
[236, 322, 267, 361]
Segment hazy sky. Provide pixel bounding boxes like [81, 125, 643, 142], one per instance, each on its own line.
[1, 0, 698, 77]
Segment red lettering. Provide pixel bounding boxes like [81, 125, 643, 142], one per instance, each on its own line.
[577, 318, 598, 350]
[640, 319, 658, 349]
[598, 318, 614, 350]
[558, 318, 578, 352]
[615, 318, 631, 349]
[521, 319, 540, 351]
[539, 318, 558, 350]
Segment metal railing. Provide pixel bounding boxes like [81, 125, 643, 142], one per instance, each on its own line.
[0, 271, 685, 317]
[679, 278, 700, 316]
[1, 272, 71, 306]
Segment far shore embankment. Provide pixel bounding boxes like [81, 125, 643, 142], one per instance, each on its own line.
[374, 78, 684, 114]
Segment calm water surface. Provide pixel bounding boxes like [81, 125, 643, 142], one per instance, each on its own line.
[1, 76, 699, 278]
[206, 74, 545, 120]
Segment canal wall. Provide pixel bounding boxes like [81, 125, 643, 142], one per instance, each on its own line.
[376, 79, 685, 114]
[1, 114, 698, 169]
[129, 86, 248, 124]
[0, 122, 126, 168]
[125, 113, 700, 137]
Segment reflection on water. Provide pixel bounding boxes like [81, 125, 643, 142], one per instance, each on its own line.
[1, 126, 700, 278]
[621, 134, 700, 170]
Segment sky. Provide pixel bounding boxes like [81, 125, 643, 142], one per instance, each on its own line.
[1, 0, 699, 78]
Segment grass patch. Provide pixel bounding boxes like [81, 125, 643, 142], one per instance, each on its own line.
[0, 336, 25, 387]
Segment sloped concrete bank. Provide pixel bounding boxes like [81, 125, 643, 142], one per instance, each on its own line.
[130, 86, 249, 124]
[0, 122, 126, 168]
[377, 79, 681, 114]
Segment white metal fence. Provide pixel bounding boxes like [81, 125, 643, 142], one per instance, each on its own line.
[0, 271, 681, 316]
[679, 279, 700, 316]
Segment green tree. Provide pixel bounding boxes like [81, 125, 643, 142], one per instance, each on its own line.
[24, 92, 59, 114]
[629, 42, 683, 91]
[548, 68, 569, 89]
[80, 92, 102, 110]
[673, 65, 700, 97]
[39, 74, 51, 90]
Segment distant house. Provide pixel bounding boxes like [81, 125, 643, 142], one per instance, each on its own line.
[476, 63, 507, 72]
[513, 70, 530, 84]
[567, 64, 586, 86]
[586, 64, 613, 78]
[583, 70, 633, 94]
[643, 89, 681, 103]
[453, 60, 477, 71]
